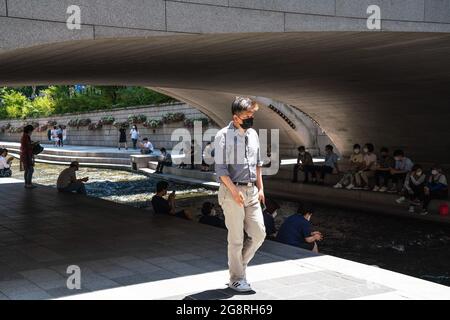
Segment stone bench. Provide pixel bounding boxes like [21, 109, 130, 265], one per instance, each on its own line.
[130, 154, 159, 170]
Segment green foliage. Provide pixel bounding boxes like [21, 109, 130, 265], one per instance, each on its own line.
[128, 114, 147, 124]
[184, 117, 210, 128]
[162, 112, 186, 124]
[100, 115, 115, 125]
[0, 86, 177, 120]
[113, 121, 130, 129]
[143, 119, 163, 128]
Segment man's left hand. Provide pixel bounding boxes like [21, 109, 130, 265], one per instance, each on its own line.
[258, 189, 265, 205]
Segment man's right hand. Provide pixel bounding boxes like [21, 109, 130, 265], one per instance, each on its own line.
[231, 187, 245, 207]
[314, 232, 323, 241]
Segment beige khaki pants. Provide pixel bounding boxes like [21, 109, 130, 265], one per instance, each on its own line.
[355, 170, 375, 186]
[218, 184, 266, 282]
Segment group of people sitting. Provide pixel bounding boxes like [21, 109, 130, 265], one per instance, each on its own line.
[292, 143, 448, 215]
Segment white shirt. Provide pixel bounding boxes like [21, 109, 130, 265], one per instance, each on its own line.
[142, 141, 153, 151]
[130, 129, 139, 140]
[0, 156, 10, 169]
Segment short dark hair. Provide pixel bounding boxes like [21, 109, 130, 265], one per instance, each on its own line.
[412, 164, 422, 172]
[0, 148, 6, 155]
[380, 147, 389, 153]
[365, 143, 374, 153]
[23, 125, 34, 133]
[298, 146, 305, 152]
[160, 148, 166, 153]
[325, 144, 333, 151]
[353, 144, 361, 149]
[156, 181, 169, 193]
[201, 202, 214, 216]
[297, 202, 315, 215]
[231, 97, 258, 115]
[143, 137, 148, 141]
[70, 161, 79, 168]
[393, 149, 404, 157]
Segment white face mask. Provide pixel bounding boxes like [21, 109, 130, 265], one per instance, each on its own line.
[363, 148, 369, 153]
[416, 170, 422, 176]
[432, 170, 438, 175]
[272, 210, 278, 218]
[210, 209, 217, 216]
[354, 149, 360, 154]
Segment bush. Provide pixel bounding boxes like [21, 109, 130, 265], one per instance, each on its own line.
[100, 115, 115, 125]
[128, 114, 147, 124]
[143, 119, 163, 129]
[88, 121, 103, 131]
[67, 118, 91, 128]
[113, 121, 129, 129]
[162, 112, 185, 124]
[116, 87, 175, 106]
[184, 117, 210, 128]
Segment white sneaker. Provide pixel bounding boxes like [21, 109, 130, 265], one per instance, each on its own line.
[228, 279, 252, 292]
[372, 186, 380, 192]
[408, 206, 415, 213]
[379, 186, 387, 193]
[396, 196, 406, 204]
[420, 210, 429, 216]
[346, 184, 354, 190]
[333, 183, 343, 189]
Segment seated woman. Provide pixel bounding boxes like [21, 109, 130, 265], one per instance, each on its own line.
[199, 202, 225, 229]
[155, 148, 172, 174]
[334, 144, 363, 189]
[422, 165, 448, 216]
[0, 148, 13, 177]
[397, 164, 427, 213]
[276, 203, 323, 253]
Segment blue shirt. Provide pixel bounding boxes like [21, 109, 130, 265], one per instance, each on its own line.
[324, 152, 339, 169]
[395, 157, 414, 172]
[276, 214, 311, 247]
[214, 122, 263, 183]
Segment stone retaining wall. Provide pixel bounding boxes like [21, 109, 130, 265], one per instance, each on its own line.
[0, 103, 219, 149]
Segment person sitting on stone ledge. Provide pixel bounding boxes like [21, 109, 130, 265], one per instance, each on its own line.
[372, 147, 395, 192]
[262, 198, 281, 239]
[315, 144, 339, 185]
[139, 137, 154, 154]
[354, 143, 377, 190]
[0, 148, 13, 178]
[388, 149, 414, 193]
[395, 164, 426, 213]
[151, 181, 193, 220]
[155, 148, 172, 174]
[56, 161, 89, 195]
[334, 144, 363, 190]
[422, 165, 448, 216]
[199, 201, 225, 229]
[292, 146, 316, 184]
[276, 202, 323, 253]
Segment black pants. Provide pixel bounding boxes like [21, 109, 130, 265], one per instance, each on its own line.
[156, 161, 172, 173]
[423, 189, 448, 210]
[24, 165, 34, 185]
[391, 173, 407, 190]
[132, 139, 138, 149]
[318, 165, 333, 180]
[408, 183, 425, 202]
[293, 164, 316, 182]
[374, 170, 391, 187]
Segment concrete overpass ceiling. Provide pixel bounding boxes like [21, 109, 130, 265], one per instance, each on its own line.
[1, 32, 450, 162]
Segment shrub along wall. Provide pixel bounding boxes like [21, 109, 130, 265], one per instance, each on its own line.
[0, 102, 218, 149]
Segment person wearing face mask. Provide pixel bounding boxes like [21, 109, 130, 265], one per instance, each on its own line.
[276, 202, 323, 253]
[354, 143, 377, 190]
[422, 166, 448, 215]
[292, 146, 316, 183]
[262, 198, 281, 239]
[373, 147, 395, 192]
[388, 150, 414, 193]
[316, 144, 339, 185]
[199, 202, 225, 229]
[214, 97, 266, 293]
[396, 165, 426, 213]
[334, 144, 363, 189]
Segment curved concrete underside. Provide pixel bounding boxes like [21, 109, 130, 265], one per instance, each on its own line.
[1, 32, 450, 162]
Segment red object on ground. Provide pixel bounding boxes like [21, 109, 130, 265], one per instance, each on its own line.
[439, 203, 449, 216]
